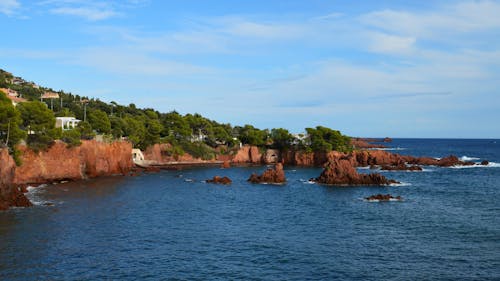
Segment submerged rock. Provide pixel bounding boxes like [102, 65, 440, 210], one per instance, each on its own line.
[315, 158, 398, 185]
[248, 163, 286, 184]
[206, 176, 232, 185]
[365, 194, 402, 202]
[381, 164, 422, 171]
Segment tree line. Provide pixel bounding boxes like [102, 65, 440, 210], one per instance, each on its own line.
[0, 69, 351, 162]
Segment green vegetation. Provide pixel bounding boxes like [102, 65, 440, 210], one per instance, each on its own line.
[0, 68, 353, 158]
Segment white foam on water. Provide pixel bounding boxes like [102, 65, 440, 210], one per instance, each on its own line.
[389, 182, 412, 187]
[25, 184, 54, 206]
[450, 162, 500, 169]
[369, 147, 406, 151]
[299, 179, 316, 185]
[357, 166, 371, 170]
[363, 198, 403, 203]
[459, 155, 480, 161]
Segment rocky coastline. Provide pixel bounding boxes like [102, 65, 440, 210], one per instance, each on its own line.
[1, 141, 488, 210]
[0, 140, 133, 210]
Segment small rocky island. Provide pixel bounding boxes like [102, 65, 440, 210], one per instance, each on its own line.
[314, 157, 398, 186]
[248, 163, 286, 184]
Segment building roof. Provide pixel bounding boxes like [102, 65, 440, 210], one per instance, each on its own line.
[2, 92, 27, 104]
[0, 88, 18, 97]
[41, 92, 60, 99]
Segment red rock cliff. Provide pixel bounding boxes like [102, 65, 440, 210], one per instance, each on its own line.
[13, 140, 133, 184]
[232, 145, 262, 164]
[0, 149, 32, 210]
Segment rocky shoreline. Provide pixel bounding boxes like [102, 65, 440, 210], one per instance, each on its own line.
[0, 141, 489, 210]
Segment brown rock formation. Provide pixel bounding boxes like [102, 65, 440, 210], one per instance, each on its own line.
[221, 160, 231, 169]
[14, 140, 133, 184]
[365, 194, 402, 201]
[481, 160, 489, 166]
[381, 164, 423, 171]
[248, 163, 286, 184]
[143, 143, 197, 163]
[206, 176, 232, 185]
[351, 138, 386, 149]
[232, 145, 262, 164]
[0, 149, 32, 210]
[314, 158, 397, 185]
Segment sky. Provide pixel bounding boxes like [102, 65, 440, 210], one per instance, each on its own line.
[1, 0, 499, 138]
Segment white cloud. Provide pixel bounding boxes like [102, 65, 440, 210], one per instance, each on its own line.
[71, 47, 212, 76]
[50, 6, 118, 21]
[40, 0, 127, 21]
[0, 0, 20, 15]
[367, 32, 416, 55]
[360, 1, 500, 38]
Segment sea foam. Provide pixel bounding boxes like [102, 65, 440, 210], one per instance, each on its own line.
[459, 155, 480, 161]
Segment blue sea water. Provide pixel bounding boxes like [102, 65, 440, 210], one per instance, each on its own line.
[1, 139, 499, 280]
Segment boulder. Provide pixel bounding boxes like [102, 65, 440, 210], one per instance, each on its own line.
[248, 163, 286, 184]
[481, 160, 489, 166]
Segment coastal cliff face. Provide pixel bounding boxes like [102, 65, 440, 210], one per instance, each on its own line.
[232, 145, 263, 164]
[10, 139, 132, 184]
[144, 143, 197, 163]
[0, 149, 32, 210]
[13, 140, 133, 184]
[1, 140, 132, 210]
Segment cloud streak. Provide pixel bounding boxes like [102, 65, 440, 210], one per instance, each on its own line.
[0, 0, 20, 15]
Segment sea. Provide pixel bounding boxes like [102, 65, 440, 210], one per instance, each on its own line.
[1, 139, 499, 280]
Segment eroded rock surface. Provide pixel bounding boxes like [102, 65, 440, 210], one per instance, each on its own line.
[248, 163, 286, 184]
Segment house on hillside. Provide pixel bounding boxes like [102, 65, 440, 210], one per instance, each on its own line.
[12, 77, 24, 85]
[41, 91, 59, 99]
[55, 117, 81, 130]
[1, 88, 27, 106]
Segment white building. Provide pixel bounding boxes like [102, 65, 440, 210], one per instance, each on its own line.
[56, 117, 81, 130]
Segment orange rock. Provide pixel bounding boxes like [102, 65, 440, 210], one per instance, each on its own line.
[248, 163, 286, 184]
[206, 176, 232, 185]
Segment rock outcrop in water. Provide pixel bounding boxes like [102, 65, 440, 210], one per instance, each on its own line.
[365, 194, 402, 202]
[206, 176, 232, 185]
[248, 163, 286, 184]
[314, 157, 398, 186]
[380, 163, 423, 171]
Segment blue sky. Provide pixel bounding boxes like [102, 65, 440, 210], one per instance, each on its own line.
[1, 0, 499, 138]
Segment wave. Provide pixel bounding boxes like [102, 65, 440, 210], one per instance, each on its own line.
[25, 184, 55, 206]
[364, 198, 403, 202]
[299, 179, 316, 185]
[450, 162, 500, 169]
[368, 147, 406, 151]
[459, 155, 480, 161]
[389, 182, 412, 187]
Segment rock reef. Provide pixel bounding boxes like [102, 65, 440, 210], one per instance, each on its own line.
[206, 176, 232, 185]
[365, 194, 402, 202]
